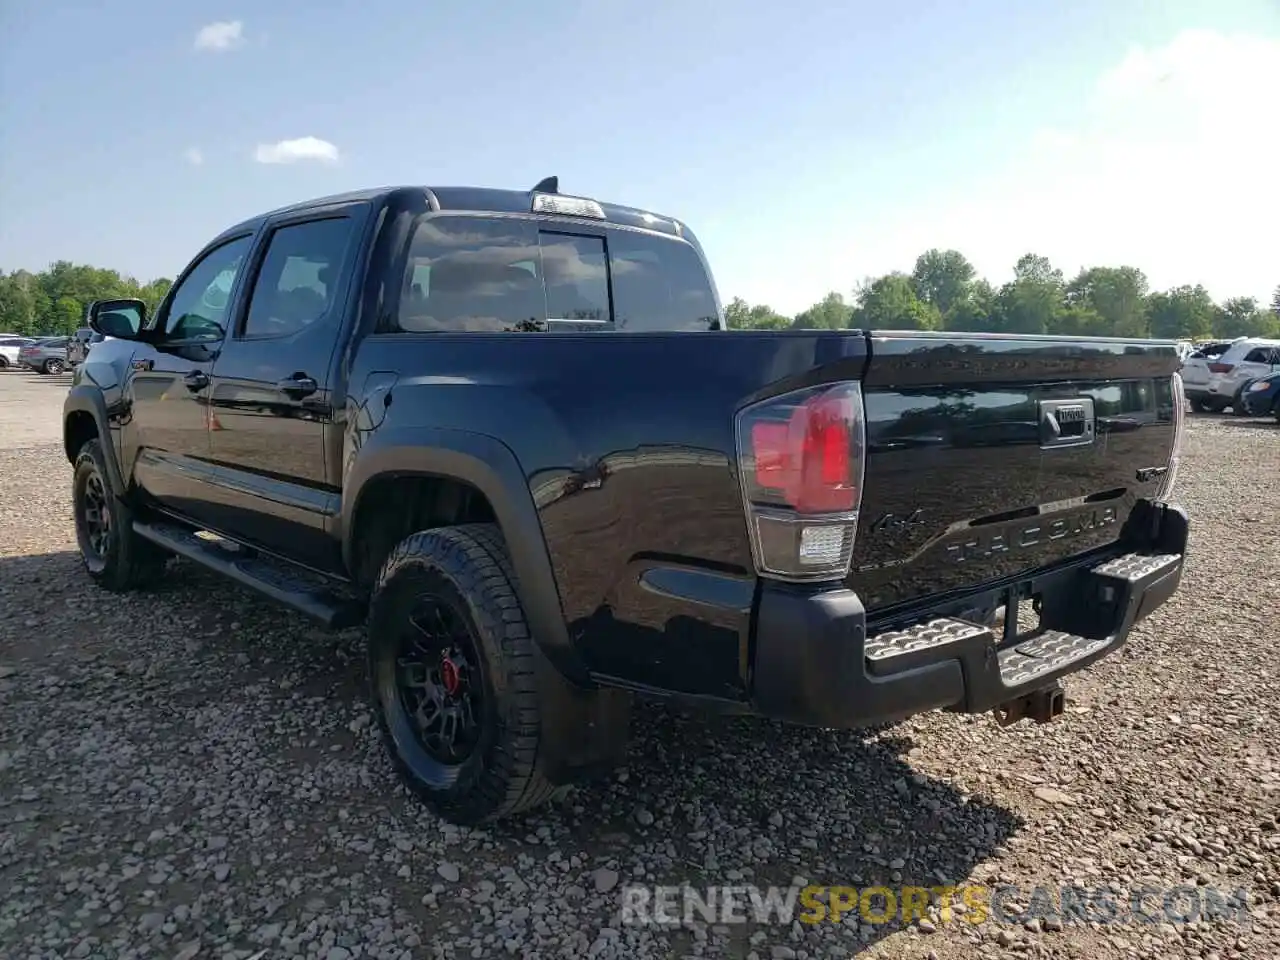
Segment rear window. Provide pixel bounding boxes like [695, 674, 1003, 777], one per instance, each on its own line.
[1190, 341, 1233, 359]
[393, 215, 720, 334]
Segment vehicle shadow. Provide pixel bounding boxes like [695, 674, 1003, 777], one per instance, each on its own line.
[0, 369, 73, 384]
[1, 549, 1021, 955]
[1199, 413, 1279, 431]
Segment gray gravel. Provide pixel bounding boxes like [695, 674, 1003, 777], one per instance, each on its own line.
[2, 368, 1278, 960]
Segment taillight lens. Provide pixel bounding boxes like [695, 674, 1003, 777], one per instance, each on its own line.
[735, 381, 866, 581]
[1156, 372, 1186, 502]
[1208, 362, 1234, 374]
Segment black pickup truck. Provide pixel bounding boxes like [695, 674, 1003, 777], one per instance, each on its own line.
[66, 179, 1189, 824]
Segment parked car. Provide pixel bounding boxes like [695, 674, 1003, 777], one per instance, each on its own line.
[68, 326, 106, 366]
[1202, 338, 1280, 414]
[18, 337, 71, 374]
[1181, 338, 1242, 411]
[0, 335, 34, 369]
[1239, 371, 1280, 421]
[65, 179, 1189, 825]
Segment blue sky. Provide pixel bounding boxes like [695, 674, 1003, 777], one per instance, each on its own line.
[2, 0, 1277, 313]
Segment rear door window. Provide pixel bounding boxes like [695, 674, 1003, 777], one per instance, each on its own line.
[392, 215, 720, 333]
[242, 217, 356, 339]
[397, 218, 544, 332]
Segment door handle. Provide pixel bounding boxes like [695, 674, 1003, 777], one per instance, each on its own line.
[277, 374, 318, 399]
[183, 370, 209, 391]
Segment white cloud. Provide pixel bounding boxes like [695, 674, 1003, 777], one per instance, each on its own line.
[736, 29, 1280, 313]
[183, 147, 204, 166]
[253, 137, 341, 165]
[194, 20, 244, 52]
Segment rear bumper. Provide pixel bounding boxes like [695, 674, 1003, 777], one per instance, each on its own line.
[750, 500, 1188, 728]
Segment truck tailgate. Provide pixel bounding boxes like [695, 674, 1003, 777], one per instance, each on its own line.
[851, 332, 1182, 614]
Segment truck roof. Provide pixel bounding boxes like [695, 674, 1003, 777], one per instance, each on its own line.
[217, 183, 691, 245]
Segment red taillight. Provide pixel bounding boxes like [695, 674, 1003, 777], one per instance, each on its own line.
[736, 381, 866, 581]
[749, 392, 854, 512]
[1208, 362, 1234, 374]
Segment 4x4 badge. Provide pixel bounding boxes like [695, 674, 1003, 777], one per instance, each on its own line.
[868, 508, 926, 533]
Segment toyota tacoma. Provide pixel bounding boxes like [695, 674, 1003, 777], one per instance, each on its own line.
[64, 178, 1189, 824]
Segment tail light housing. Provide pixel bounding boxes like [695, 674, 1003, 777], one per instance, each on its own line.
[735, 381, 866, 581]
[1156, 372, 1186, 502]
[1207, 362, 1234, 374]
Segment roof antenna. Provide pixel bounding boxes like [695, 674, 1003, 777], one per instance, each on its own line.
[532, 176, 558, 194]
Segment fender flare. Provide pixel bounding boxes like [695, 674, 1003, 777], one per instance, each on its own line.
[63, 385, 127, 498]
[341, 427, 586, 684]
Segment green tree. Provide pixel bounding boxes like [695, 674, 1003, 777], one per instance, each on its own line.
[0, 271, 41, 334]
[792, 291, 854, 329]
[943, 278, 997, 332]
[724, 296, 792, 330]
[1064, 266, 1149, 337]
[1216, 296, 1280, 338]
[991, 253, 1064, 334]
[0, 261, 172, 335]
[911, 248, 975, 318]
[1147, 285, 1216, 340]
[852, 273, 942, 330]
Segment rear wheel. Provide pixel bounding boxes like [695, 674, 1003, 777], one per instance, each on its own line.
[368, 523, 562, 824]
[0, 356, 8, 369]
[73, 439, 168, 591]
[1273, 397, 1280, 424]
[1192, 397, 1218, 414]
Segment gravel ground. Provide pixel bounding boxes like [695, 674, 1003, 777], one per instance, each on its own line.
[1, 368, 1278, 960]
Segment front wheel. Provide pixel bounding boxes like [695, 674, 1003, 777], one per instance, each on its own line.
[1192, 397, 1219, 414]
[43, 358, 65, 375]
[368, 523, 562, 825]
[73, 439, 168, 591]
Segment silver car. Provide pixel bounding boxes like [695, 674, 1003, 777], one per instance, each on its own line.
[17, 336, 71, 374]
[0, 335, 35, 370]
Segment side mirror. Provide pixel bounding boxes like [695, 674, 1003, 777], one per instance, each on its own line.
[87, 299, 147, 340]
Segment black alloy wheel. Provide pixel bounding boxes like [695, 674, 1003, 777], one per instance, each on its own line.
[395, 595, 484, 769]
[76, 467, 112, 566]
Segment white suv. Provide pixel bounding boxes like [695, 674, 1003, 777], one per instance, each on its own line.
[1203, 338, 1280, 413]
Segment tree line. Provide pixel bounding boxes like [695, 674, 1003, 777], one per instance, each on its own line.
[726, 250, 1280, 341]
[3, 250, 1279, 341]
[0, 262, 172, 336]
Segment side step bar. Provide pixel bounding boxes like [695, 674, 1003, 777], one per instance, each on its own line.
[133, 520, 365, 630]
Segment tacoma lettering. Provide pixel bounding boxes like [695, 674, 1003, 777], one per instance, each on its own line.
[945, 506, 1118, 563]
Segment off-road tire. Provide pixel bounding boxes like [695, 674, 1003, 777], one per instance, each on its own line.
[72, 439, 168, 591]
[368, 523, 561, 824]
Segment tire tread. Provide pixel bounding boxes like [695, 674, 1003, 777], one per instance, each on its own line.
[370, 523, 561, 823]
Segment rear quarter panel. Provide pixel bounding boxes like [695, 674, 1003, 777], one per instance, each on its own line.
[345, 330, 869, 699]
